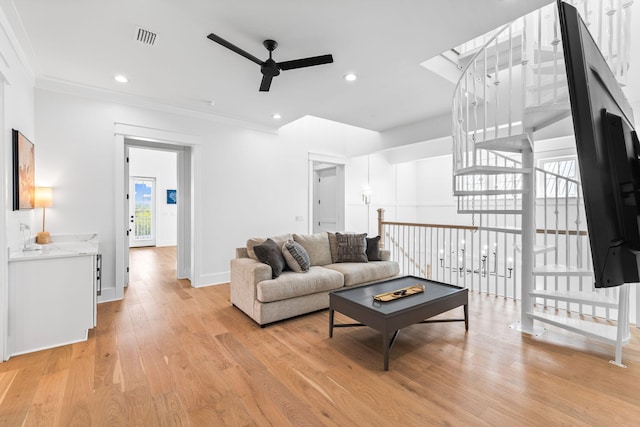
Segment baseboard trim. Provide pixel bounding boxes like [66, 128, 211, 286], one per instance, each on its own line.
[195, 271, 229, 288]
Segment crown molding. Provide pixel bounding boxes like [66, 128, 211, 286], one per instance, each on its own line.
[0, 1, 35, 85]
[35, 76, 280, 135]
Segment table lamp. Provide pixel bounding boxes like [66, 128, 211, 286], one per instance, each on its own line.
[34, 186, 53, 244]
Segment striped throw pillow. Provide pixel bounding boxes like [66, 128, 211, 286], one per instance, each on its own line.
[282, 240, 311, 273]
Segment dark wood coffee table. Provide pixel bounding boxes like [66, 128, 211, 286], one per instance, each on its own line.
[329, 275, 468, 371]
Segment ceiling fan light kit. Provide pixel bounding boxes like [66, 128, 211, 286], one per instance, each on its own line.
[206, 33, 333, 92]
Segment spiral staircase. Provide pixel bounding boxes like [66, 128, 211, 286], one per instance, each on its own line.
[450, 0, 634, 365]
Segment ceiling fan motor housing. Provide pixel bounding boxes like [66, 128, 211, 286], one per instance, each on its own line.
[261, 59, 280, 76]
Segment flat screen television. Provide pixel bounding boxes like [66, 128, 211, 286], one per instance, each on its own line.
[558, 0, 640, 287]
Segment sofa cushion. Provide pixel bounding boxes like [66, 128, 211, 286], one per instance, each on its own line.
[282, 240, 311, 273]
[366, 236, 382, 261]
[256, 267, 344, 303]
[324, 261, 400, 287]
[293, 232, 332, 266]
[247, 233, 292, 260]
[336, 232, 368, 263]
[254, 238, 286, 278]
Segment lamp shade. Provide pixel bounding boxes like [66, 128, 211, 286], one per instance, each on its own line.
[34, 187, 53, 208]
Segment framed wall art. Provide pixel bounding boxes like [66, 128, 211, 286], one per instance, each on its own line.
[167, 189, 177, 204]
[12, 129, 35, 210]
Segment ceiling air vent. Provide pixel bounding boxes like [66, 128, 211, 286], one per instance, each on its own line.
[134, 27, 157, 46]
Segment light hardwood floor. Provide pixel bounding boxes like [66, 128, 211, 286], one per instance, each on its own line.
[1, 246, 640, 426]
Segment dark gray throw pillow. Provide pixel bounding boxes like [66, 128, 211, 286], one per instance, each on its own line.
[254, 238, 286, 278]
[336, 232, 368, 263]
[366, 236, 382, 261]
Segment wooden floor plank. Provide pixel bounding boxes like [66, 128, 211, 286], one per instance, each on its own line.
[1, 245, 639, 426]
[22, 369, 68, 427]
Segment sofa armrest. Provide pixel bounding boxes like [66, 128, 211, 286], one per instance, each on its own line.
[380, 249, 391, 261]
[235, 247, 249, 258]
[230, 257, 271, 317]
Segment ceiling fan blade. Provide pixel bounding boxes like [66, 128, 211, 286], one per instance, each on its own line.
[259, 74, 273, 92]
[278, 54, 333, 71]
[207, 33, 263, 65]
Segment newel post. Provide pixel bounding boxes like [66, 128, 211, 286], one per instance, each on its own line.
[377, 208, 385, 248]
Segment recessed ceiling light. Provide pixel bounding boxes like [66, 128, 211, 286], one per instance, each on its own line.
[344, 73, 357, 82]
[272, 113, 282, 120]
[114, 74, 129, 83]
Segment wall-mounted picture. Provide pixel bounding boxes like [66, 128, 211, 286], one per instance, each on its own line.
[12, 129, 35, 210]
[167, 189, 177, 204]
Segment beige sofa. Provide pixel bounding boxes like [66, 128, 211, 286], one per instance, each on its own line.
[230, 231, 400, 326]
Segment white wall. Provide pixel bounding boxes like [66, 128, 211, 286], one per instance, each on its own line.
[128, 147, 177, 247]
[32, 89, 381, 292]
[2, 33, 35, 248]
[345, 153, 421, 237]
[1, 3, 35, 360]
[345, 132, 581, 235]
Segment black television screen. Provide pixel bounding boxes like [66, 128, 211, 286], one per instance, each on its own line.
[558, 0, 640, 287]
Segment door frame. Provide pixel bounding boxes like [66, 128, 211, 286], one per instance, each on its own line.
[114, 124, 201, 301]
[308, 153, 346, 234]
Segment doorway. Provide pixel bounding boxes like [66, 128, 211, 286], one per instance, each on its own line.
[309, 154, 346, 234]
[124, 141, 184, 288]
[129, 177, 156, 248]
[313, 166, 339, 233]
[114, 123, 199, 302]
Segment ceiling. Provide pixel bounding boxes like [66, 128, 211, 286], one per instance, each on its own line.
[6, 0, 553, 132]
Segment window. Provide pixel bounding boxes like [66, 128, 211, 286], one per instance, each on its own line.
[538, 156, 579, 198]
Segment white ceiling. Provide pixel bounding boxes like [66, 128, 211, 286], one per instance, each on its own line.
[6, 0, 553, 132]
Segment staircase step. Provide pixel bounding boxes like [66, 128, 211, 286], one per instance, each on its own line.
[523, 102, 571, 130]
[479, 226, 522, 234]
[530, 289, 618, 308]
[527, 312, 629, 347]
[533, 244, 556, 255]
[533, 47, 562, 64]
[532, 264, 593, 276]
[531, 57, 566, 74]
[474, 133, 533, 153]
[454, 165, 532, 176]
[527, 89, 570, 107]
[527, 72, 567, 90]
[453, 189, 527, 196]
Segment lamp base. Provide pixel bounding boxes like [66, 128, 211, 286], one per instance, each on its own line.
[36, 231, 51, 244]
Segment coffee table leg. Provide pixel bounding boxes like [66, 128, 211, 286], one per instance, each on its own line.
[464, 304, 469, 331]
[329, 309, 334, 338]
[382, 332, 390, 371]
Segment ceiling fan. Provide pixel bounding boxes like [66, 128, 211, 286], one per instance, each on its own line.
[206, 33, 334, 92]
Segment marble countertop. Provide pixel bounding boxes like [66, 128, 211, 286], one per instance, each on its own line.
[9, 234, 100, 261]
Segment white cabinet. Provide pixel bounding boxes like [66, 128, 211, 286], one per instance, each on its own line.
[7, 235, 99, 358]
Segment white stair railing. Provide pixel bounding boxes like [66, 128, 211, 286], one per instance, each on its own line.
[454, 0, 633, 83]
[377, 209, 521, 298]
[568, 0, 634, 83]
[449, 0, 635, 365]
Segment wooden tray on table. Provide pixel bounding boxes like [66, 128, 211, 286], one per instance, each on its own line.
[373, 284, 425, 302]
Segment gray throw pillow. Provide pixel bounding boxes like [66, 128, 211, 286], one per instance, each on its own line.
[246, 233, 292, 260]
[336, 232, 368, 263]
[366, 236, 382, 261]
[327, 232, 339, 263]
[254, 238, 286, 278]
[282, 240, 311, 273]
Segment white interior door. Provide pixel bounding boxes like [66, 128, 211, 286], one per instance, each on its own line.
[313, 167, 338, 232]
[129, 176, 156, 247]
